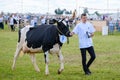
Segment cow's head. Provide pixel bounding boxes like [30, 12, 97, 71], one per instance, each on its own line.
[53, 19, 71, 37]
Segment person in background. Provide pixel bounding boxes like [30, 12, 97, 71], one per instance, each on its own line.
[0, 14, 4, 29]
[70, 13, 96, 75]
[30, 16, 35, 27]
[40, 16, 46, 24]
[9, 15, 15, 31]
[13, 14, 18, 30]
[108, 17, 114, 34]
[116, 20, 120, 32]
[34, 16, 38, 27]
[4, 15, 9, 25]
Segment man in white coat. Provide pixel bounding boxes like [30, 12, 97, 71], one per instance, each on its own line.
[70, 13, 96, 75]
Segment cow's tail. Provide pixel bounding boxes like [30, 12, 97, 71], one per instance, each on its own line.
[18, 29, 21, 43]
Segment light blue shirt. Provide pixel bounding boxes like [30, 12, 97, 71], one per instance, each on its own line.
[9, 17, 14, 25]
[30, 19, 35, 27]
[0, 17, 3, 22]
[109, 20, 114, 26]
[41, 18, 46, 24]
[72, 21, 95, 49]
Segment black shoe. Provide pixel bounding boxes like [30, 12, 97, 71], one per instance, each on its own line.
[87, 69, 91, 74]
[85, 71, 91, 75]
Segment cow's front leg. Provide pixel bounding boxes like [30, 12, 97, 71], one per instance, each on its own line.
[58, 50, 64, 74]
[44, 51, 49, 75]
[30, 54, 40, 72]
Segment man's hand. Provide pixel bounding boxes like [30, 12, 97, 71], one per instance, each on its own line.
[69, 32, 75, 37]
[90, 33, 94, 37]
[86, 32, 94, 38]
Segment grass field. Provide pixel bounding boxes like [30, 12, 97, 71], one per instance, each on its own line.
[0, 25, 120, 80]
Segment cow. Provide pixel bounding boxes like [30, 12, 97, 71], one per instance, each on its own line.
[12, 19, 71, 75]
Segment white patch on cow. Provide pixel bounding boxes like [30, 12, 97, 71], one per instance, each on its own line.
[22, 42, 43, 53]
[62, 20, 67, 26]
[20, 26, 30, 44]
[45, 51, 49, 75]
[26, 25, 34, 28]
[58, 19, 62, 22]
[58, 50, 64, 74]
[29, 47, 43, 53]
[22, 42, 60, 54]
[49, 44, 60, 54]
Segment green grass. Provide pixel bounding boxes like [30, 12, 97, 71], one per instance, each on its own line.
[0, 25, 120, 80]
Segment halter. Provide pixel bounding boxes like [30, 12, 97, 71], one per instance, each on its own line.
[55, 25, 69, 36]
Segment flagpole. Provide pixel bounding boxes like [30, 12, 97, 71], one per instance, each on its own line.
[21, 0, 23, 13]
[47, 0, 49, 15]
[107, 0, 109, 14]
[76, 0, 78, 16]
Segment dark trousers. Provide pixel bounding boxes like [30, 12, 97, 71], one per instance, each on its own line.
[80, 46, 96, 73]
[10, 25, 15, 31]
[0, 22, 4, 29]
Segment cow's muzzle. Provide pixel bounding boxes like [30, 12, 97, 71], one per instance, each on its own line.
[65, 31, 71, 37]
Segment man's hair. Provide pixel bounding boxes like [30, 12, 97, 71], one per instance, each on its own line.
[81, 13, 87, 18]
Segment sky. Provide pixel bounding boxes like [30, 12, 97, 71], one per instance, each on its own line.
[0, 0, 120, 14]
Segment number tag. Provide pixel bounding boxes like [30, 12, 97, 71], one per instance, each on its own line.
[60, 35, 67, 43]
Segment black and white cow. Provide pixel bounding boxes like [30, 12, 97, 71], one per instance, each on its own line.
[12, 19, 71, 75]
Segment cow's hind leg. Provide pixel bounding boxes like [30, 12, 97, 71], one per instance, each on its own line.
[30, 54, 40, 72]
[44, 51, 49, 75]
[58, 50, 64, 74]
[12, 43, 22, 70]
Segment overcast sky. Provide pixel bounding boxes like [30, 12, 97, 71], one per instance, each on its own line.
[0, 0, 120, 14]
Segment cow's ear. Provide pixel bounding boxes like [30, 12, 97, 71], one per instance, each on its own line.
[52, 19, 58, 24]
[61, 18, 65, 22]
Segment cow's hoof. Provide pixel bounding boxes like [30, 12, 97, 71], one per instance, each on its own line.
[45, 71, 49, 75]
[12, 66, 15, 70]
[58, 70, 61, 74]
[35, 69, 40, 72]
[58, 69, 63, 74]
[45, 73, 49, 76]
[36, 70, 40, 72]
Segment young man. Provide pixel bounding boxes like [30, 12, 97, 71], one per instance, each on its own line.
[70, 13, 96, 75]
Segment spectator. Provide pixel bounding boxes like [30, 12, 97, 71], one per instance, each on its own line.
[108, 17, 114, 34]
[116, 20, 120, 31]
[34, 16, 38, 27]
[0, 14, 4, 29]
[9, 15, 15, 31]
[4, 15, 9, 25]
[30, 17, 35, 27]
[13, 14, 18, 30]
[40, 16, 46, 24]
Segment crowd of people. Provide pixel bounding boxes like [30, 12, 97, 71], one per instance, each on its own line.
[0, 12, 77, 31]
[0, 12, 120, 34]
[107, 17, 120, 34]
